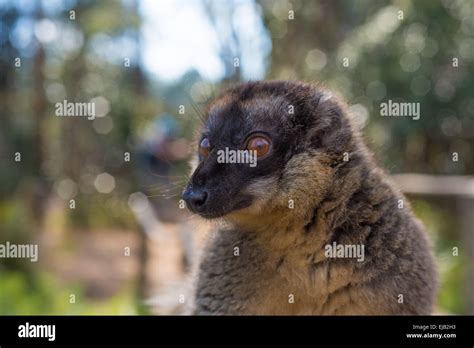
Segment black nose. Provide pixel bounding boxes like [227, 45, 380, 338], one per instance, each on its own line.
[182, 187, 209, 212]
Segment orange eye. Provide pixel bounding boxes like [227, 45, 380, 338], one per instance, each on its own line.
[199, 137, 210, 157]
[246, 135, 271, 158]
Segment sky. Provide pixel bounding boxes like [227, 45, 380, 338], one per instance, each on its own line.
[139, 0, 271, 83]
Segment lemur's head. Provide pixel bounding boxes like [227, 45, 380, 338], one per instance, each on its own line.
[183, 81, 360, 225]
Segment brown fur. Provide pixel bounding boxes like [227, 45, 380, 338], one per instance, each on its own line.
[189, 81, 438, 315]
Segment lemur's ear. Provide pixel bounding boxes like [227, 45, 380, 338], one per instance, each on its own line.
[305, 91, 352, 156]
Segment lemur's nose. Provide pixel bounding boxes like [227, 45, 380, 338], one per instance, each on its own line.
[182, 187, 209, 212]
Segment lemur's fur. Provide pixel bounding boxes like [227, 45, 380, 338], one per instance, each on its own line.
[185, 80, 437, 315]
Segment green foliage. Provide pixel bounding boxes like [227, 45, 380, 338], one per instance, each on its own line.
[411, 198, 465, 314]
[437, 252, 467, 314]
[0, 269, 137, 315]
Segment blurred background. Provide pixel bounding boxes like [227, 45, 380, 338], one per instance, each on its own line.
[0, 0, 473, 314]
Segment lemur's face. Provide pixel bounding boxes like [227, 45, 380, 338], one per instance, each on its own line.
[183, 81, 352, 220]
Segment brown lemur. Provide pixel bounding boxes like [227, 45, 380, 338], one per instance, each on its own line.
[182, 80, 438, 315]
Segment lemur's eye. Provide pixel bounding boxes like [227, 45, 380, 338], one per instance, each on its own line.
[246, 135, 271, 158]
[199, 137, 211, 157]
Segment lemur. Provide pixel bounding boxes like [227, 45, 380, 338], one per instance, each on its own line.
[182, 80, 437, 315]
